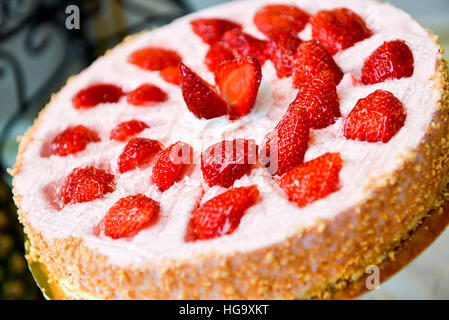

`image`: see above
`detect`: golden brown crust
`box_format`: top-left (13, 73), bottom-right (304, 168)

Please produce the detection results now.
top-left (11, 31), bottom-right (449, 299)
top-left (25, 176), bottom-right (449, 300)
top-left (331, 181), bottom-right (449, 300)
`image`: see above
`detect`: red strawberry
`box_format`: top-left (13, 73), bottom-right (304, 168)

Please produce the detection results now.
top-left (214, 56), bottom-right (262, 119)
top-left (60, 167), bottom-right (115, 204)
top-left (362, 40), bottom-right (414, 85)
top-left (204, 42), bottom-right (236, 72)
top-left (190, 18), bottom-right (242, 45)
top-left (266, 28), bottom-right (302, 78)
top-left (222, 29), bottom-right (269, 66)
top-left (201, 139), bottom-right (258, 188)
top-left (152, 142), bottom-right (193, 191)
top-left (310, 8), bottom-right (372, 55)
top-left (344, 90), bottom-right (406, 143)
top-left (192, 185), bottom-right (259, 240)
top-left (50, 125), bottom-right (100, 156)
top-left (279, 152), bottom-right (343, 207)
top-left (110, 120), bottom-right (149, 142)
top-left (126, 83), bottom-right (168, 106)
top-left (290, 71), bottom-right (340, 129)
top-left (254, 4), bottom-right (310, 36)
top-left (128, 47), bottom-right (182, 71)
top-left (180, 63), bottom-right (228, 119)
top-left (102, 194), bottom-right (160, 239)
top-left (118, 138), bottom-right (163, 173)
top-left (72, 84), bottom-right (124, 109)
top-left (260, 106), bottom-right (309, 176)
top-left (293, 40), bottom-right (343, 88)
top-left (160, 66), bottom-right (181, 85)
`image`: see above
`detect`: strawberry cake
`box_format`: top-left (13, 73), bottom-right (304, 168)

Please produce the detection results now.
top-left (11, 0), bottom-right (449, 299)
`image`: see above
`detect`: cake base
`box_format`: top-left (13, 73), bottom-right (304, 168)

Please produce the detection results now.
top-left (325, 180), bottom-right (449, 299)
top-left (25, 180), bottom-right (449, 300)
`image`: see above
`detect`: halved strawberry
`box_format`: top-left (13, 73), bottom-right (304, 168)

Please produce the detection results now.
top-left (222, 29), bottom-right (269, 66)
top-left (102, 194), bottom-right (160, 239)
top-left (190, 18), bottom-right (242, 45)
top-left (192, 185), bottom-right (259, 240)
top-left (126, 83), bottom-right (168, 106)
top-left (128, 47), bottom-right (182, 71)
top-left (51, 125), bottom-right (100, 156)
top-left (201, 139), bottom-right (258, 188)
top-left (110, 120), bottom-right (149, 142)
top-left (266, 28), bottom-right (302, 78)
top-left (279, 152), bottom-right (343, 207)
top-left (60, 167), bottom-right (115, 204)
top-left (180, 63), bottom-right (228, 119)
top-left (290, 70), bottom-right (340, 129)
top-left (160, 65), bottom-right (181, 86)
top-left (293, 40), bottom-right (343, 88)
top-left (204, 42), bottom-right (236, 73)
top-left (118, 138), bottom-right (163, 173)
top-left (152, 141), bottom-right (193, 192)
top-left (254, 4), bottom-right (310, 36)
top-left (362, 40), bottom-right (414, 85)
top-left (310, 8), bottom-right (372, 55)
top-left (72, 84), bottom-right (124, 109)
top-left (344, 89), bottom-right (406, 143)
top-left (260, 106), bottom-right (309, 176)
top-left (214, 56), bottom-right (262, 119)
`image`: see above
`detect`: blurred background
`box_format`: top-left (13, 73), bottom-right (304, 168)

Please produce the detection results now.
top-left (0, 0), bottom-right (448, 300)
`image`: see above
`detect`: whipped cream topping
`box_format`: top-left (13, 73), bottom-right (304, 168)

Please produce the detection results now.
top-left (14, 0), bottom-right (441, 267)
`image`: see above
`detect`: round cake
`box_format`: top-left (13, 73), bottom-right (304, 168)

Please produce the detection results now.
top-left (12, 0), bottom-right (449, 299)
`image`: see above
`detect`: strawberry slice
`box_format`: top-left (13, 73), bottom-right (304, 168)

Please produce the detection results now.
top-left (266, 28), bottom-right (302, 78)
top-left (260, 106), bottom-right (309, 176)
top-left (222, 29), bottom-right (269, 66)
top-left (192, 185), bottom-right (259, 240)
top-left (362, 40), bottom-right (414, 85)
top-left (72, 84), bottom-right (124, 109)
top-left (201, 139), bottom-right (258, 188)
top-left (214, 56), bottom-right (262, 119)
top-left (204, 42), bottom-right (236, 73)
top-left (254, 4), bottom-right (310, 36)
top-left (190, 18), bottom-right (242, 45)
top-left (344, 89), bottom-right (406, 143)
top-left (51, 125), bottom-right (100, 156)
top-left (180, 63), bottom-right (228, 119)
top-left (60, 167), bottom-right (115, 205)
top-left (118, 138), bottom-right (163, 173)
top-left (110, 120), bottom-right (149, 142)
top-left (279, 153), bottom-right (343, 207)
top-left (128, 47), bottom-right (182, 71)
top-left (293, 40), bottom-right (343, 88)
top-left (126, 83), bottom-right (168, 106)
top-left (152, 142), bottom-right (193, 192)
top-left (160, 65), bottom-right (181, 86)
top-left (102, 194), bottom-right (160, 239)
top-left (310, 8), bottom-right (372, 55)
top-left (290, 71), bottom-right (340, 129)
